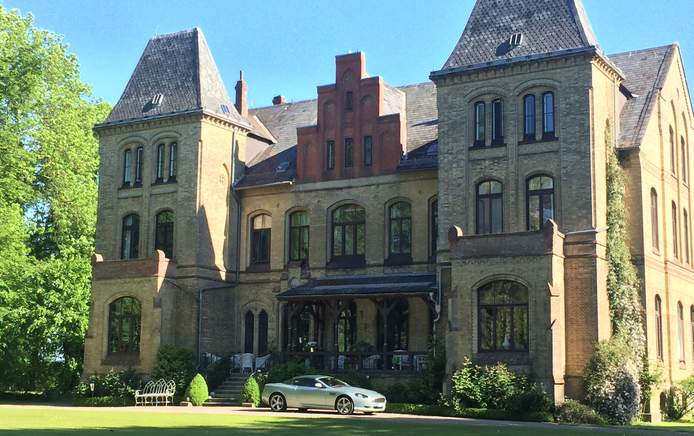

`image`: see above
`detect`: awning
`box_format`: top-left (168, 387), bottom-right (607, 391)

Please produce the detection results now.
top-left (277, 272), bottom-right (437, 300)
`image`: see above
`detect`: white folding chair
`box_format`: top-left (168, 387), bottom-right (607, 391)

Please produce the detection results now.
top-left (241, 353), bottom-right (254, 374)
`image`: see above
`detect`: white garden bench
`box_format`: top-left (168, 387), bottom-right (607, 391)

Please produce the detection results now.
top-left (134, 379), bottom-right (176, 406)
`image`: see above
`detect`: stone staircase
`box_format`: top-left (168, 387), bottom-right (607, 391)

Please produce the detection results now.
top-left (204, 373), bottom-right (247, 406)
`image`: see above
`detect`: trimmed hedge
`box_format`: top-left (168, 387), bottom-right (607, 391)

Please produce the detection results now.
top-left (73, 396), bottom-right (131, 407)
top-left (186, 374), bottom-right (209, 406)
top-left (241, 376), bottom-right (261, 406)
top-left (385, 403), bottom-right (553, 422)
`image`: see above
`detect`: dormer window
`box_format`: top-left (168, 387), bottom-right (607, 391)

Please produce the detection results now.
top-left (509, 33), bottom-right (523, 47)
top-left (150, 94), bottom-right (164, 107)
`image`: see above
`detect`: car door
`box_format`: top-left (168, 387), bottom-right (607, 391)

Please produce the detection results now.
top-left (283, 378), bottom-right (302, 407)
top-left (292, 377), bottom-right (319, 407)
top-left (316, 377), bottom-right (342, 408)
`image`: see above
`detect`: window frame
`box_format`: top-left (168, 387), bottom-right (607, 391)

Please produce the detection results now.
top-left (651, 189), bottom-right (660, 252)
top-left (363, 136), bottom-right (373, 167)
top-left (345, 91), bottom-right (353, 112)
top-left (491, 99), bottom-right (503, 145)
top-left (244, 310), bottom-right (254, 353)
top-left (542, 92), bottom-right (555, 138)
top-left (682, 136), bottom-right (688, 184)
top-left (670, 127), bottom-right (677, 176)
top-left (120, 214), bottom-right (140, 260)
top-left (326, 140), bottom-right (335, 170)
top-left (477, 281), bottom-right (529, 353)
top-left (250, 214), bottom-right (272, 265)
top-left (523, 94), bottom-right (536, 141)
top-left (526, 175), bottom-right (555, 231)
top-left (673, 202), bottom-right (680, 259)
top-left (288, 211), bottom-right (310, 263)
top-left (344, 137), bottom-right (353, 168)
top-left (156, 143), bottom-right (165, 182)
top-left (388, 201), bottom-right (412, 259)
top-left (134, 146), bottom-right (144, 185)
top-left (474, 101), bottom-right (486, 147)
top-left (122, 149), bottom-right (133, 186)
top-left (168, 142), bottom-right (177, 181)
top-left (656, 295), bottom-right (664, 361)
top-left (678, 302), bottom-right (686, 363)
top-left (331, 204), bottom-right (366, 264)
top-left (155, 210), bottom-right (175, 259)
top-left (476, 180), bottom-right (503, 235)
top-left (107, 296), bottom-right (141, 355)
top-left (258, 310), bottom-right (269, 356)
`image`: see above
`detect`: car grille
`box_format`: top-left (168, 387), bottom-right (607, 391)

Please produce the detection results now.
top-left (374, 397), bottom-right (386, 403)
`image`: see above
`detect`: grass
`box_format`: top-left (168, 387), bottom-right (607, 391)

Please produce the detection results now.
top-left (0, 405), bottom-right (601, 435)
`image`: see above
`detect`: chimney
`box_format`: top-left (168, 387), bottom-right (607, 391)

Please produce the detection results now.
top-left (272, 95), bottom-right (286, 105)
top-left (235, 70), bottom-right (248, 117)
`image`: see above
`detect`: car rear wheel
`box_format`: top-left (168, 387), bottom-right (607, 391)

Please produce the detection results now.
top-left (269, 393), bottom-right (286, 412)
top-left (335, 396), bottom-right (354, 415)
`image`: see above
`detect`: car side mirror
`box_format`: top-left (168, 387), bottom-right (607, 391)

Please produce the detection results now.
top-left (314, 383), bottom-right (323, 388)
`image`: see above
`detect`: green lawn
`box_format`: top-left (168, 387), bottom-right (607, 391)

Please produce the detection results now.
top-left (0, 406), bottom-right (692, 435)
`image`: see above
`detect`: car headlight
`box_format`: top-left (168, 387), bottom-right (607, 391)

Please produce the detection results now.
top-left (355, 393), bottom-right (368, 399)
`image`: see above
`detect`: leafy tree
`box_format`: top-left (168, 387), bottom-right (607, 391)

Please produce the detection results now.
top-left (0, 7), bottom-right (110, 392)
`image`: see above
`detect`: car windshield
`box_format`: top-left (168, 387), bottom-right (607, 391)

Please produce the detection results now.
top-left (318, 377), bottom-right (349, 387)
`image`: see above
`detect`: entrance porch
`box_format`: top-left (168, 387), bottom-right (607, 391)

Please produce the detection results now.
top-left (277, 272), bottom-right (437, 373)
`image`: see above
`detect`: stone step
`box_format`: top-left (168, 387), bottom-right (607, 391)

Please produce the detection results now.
top-left (213, 391), bottom-right (242, 396)
top-left (204, 400), bottom-right (240, 407)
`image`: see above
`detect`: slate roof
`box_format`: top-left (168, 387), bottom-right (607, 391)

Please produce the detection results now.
top-left (610, 45), bottom-right (677, 149)
top-left (277, 272), bottom-right (437, 300)
top-left (98, 28), bottom-right (249, 128)
top-left (436, 0), bottom-right (599, 74)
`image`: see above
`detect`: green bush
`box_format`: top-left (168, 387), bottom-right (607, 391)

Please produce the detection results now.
top-left (385, 403), bottom-right (456, 417)
top-left (241, 376), bottom-right (261, 406)
top-left (662, 377), bottom-right (694, 421)
top-left (456, 407), bottom-right (554, 423)
top-left (152, 345), bottom-right (196, 397)
top-left (555, 399), bottom-right (607, 425)
top-left (73, 396), bottom-right (131, 407)
top-left (186, 373), bottom-right (209, 406)
top-left (583, 337), bottom-right (641, 425)
top-left (205, 357), bottom-right (231, 392)
top-left (265, 360), bottom-right (306, 384)
top-left (74, 369), bottom-right (143, 400)
top-left (449, 358), bottom-right (551, 414)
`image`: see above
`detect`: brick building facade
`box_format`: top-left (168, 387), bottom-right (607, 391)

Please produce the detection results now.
top-left (83, 0), bottom-right (693, 419)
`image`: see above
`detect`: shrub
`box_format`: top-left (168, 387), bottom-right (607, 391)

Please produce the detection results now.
top-left (584, 337), bottom-right (641, 425)
top-left (507, 382), bottom-right (553, 414)
top-left (186, 373), bottom-right (208, 406)
top-left (74, 369), bottom-right (143, 401)
top-left (555, 399), bottom-right (607, 425)
top-left (152, 345), bottom-right (196, 397)
top-left (450, 358), bottom-right (483, 408)
top-left (662, 378), bottom-right (694, 421)
top-left (477, 362), bottom-right (516, 409)
top-left (241, 376), bottom-right (261, 406)
top-left (265, 360), bottom-right (306, 384)
top-left (385, 403), bottom-right (456, 417)
top-left (205, 357), bottom-right (231, 392)
top-left (73, 396), bottom-right (131, 407)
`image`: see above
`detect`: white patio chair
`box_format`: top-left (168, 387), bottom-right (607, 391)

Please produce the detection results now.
top-left (240, 353), bottom-right (254, 374)
top-left (255, 354), bottom-right (271, 370)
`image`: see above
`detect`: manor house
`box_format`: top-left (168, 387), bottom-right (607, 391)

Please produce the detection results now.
top-left (83, 0), bottom-right (694, 418)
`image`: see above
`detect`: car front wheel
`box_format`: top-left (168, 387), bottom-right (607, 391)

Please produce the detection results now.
top-left (269, 393), bottom-right (286, 412)
top-left (335, 396), bottom-right (354, 415)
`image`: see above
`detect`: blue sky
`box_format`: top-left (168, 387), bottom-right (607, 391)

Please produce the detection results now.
top-left (4, 0), bottom-right (694, 108)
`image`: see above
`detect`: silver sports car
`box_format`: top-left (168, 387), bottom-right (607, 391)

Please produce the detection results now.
top-left (261, 375), bottom-right (387, 415)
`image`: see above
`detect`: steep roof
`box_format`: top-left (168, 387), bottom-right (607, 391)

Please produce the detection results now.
top-left (610, 45), bottom-right (677, 148)
top-left (98, 28), bottom-right (249, 128)
top-left (438, 0), bottom-right (599, 74)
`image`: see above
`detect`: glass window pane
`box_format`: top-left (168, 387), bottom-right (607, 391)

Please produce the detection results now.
top-left (496, 307), bottom-right (512, 350)
top-left (390, 220), bottom-right (400, 254)
top-left (333, 226), bottom-right (343, 256)
top-left (479, 308), bottom-right (494, 351)
top-left (344, 224), bottom-right (354, 255)
top-left (513, 306), bottom-right (528, 350)
top-left (356, 224), bottom-right (365, 255)
top-left (402, 219), bottom-right (412, 254)
top-left (491, 197), bottom-right (502, 233)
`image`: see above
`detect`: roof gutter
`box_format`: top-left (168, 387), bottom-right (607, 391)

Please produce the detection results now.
top-left (234, 180), bottom-right (294, 191)
top-left (94, 107), bottom-right (253, 132)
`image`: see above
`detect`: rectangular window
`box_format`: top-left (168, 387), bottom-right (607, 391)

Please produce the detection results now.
top-left (363, 136), bottom-right (373, 166)
top-left (122, 150), bottom-right (132, 185)
top-left (326, 140), bottom-right (335, 170)
top-left (474, 102), bottom-right (485, 146)
top-left (344, 138), bottom-right (353, 168)
top-left (135, 146), bottom-right (143, 184)
top-left (492, 100), bottom-right (503, 144)
top-left (345, 91), bottom-right (353, 111)
top-left (156, 144), bottom-right (165, 181)
top-left (651, 189), bottom-right (659, 251)
top-left (168, 143), bottom-right (177, 180)
top-left (523, 95), bottom-right (536, 141)
top-left (542, 92), bottom-right (555, 136)
top-left (673, 202), bottom-right (680, 259)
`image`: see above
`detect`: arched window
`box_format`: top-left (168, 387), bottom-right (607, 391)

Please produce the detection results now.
top-left (134, 146), bottom-right (144, 185)
top-left (492, 99), bottom-right (503, 144)
top-left (108, 297), bottom-right (141, 355)
top-left (258, 310), bottom-right (268, 355)
top-left (121, 214), bottom-right (140, 260)
top-left (542, 92), bottom-right (555, 137)
top-left (251, 214), bottom-right (272, 265)
top-left (655, 295), bottom-right (663, 361)
top-left (673, 202), bottom-right (679, 259)
top-left (670, 126), bottom-right (676, 175)
top-left (682, 137), bottom-right (688, 184)
top-left (685, 209), bottom-right (691, 264)
top-left (476, 180), bottom-right (503, 234)
top-left (474, 101), bottom-right (486, 146)
top-left (289, 211), bottom-right (309, 263)
top-left (331, 204), bottom-right (366, 262)
top-left (168, 142), bottom-right (177, 180)
top-left (388, 202), bottom-right (412, 257)
top-left (678, 302), bottom-right (686, 363)
top-left (336, 302), bottom-right (357, 353)
top-left (377, 298), bottom-right (408, 352)
top-left (155, 210), bottom-right (175, 258)
top-left (527, 175), bottom-right (554, 231)
top-left (244, 310), bottom-right (254, 353)
top-left (651, 189), bottom-right (660, 251)
top-left (478, 281), bottom-right (528, 352)
top-left (523, 95), bottom-right (536, 141)
top-left (122, 149), bottom-right (132, 186)
top-left (430, 199), bottom-right (438, 259)
top-left (156, 144), bottom-right (165, 181)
